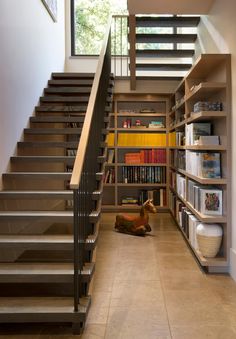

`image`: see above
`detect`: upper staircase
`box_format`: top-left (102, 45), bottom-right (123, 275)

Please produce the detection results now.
top-left (0, 71), bottom-right (113, 333)
top-left (129, 15), bottom-right (200, 89)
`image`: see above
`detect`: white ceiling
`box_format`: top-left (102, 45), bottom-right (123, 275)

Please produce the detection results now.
top-left (127, 0), bottom-right (215, 15)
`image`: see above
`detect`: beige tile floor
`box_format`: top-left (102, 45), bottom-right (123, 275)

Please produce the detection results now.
top-left (0, 212), bottom-right (236, 338)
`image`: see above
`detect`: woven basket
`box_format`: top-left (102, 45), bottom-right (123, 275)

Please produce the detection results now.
top-left (197, 234), bottom-right (222, 258)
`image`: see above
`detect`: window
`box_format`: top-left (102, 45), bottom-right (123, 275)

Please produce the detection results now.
top-left (71, 0), bottom-right (127, 56)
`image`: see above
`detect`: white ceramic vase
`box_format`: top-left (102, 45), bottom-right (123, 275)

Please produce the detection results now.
top-left (196, 223), bottom-right (223, 258)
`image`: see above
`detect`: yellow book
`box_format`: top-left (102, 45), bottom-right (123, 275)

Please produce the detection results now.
top-left (117, 133), bottom-right (167, 147)
top-left (107, 133), bottom-right (115, 146)
top-left (169, 132), bottom-right (176, 146)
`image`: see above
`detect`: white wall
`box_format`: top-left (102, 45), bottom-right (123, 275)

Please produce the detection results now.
top-left (0, 0), bottom-right (66, 187)
top-left (196, 0), bottom-right (236, 280)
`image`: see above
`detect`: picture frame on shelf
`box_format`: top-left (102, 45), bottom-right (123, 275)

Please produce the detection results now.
top-left (200, 189), bottom-right (222, 215)
top-left (42, 0), bottom-right (57, 22)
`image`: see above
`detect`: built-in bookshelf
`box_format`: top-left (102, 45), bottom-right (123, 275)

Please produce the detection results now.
top-left (103, 94), bottom-right (169, 211)
top-left (168, 54), bottom-right (231, 272)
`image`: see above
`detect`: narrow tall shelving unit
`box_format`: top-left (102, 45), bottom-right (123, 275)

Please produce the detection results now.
top-left (103, 93), bottom-right (170, 211)
top-left (169, 54), bottom-right (231, 272)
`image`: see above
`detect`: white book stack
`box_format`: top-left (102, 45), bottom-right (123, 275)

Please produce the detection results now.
top-left (176, 174), bottom-right (186, 199)
top-left (188, 214), bottom-right (201, 250)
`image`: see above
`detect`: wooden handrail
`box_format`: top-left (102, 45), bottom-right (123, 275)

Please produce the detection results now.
top-left (70, 16), bottom-right (112, 189)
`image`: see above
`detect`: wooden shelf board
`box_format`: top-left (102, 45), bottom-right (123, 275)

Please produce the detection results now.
top-left (186, 54), bottom-right (229, 79)
top-left (174, 100), bottom-right (185, 111)
top-left (102, 205), bottom-right (168, 211)
top-left (168, 110), bottom-right (175, 117)
top-left (169, 145), bottom-right (226, 151)
top-left (170, 208), bottom-right (227, 266)
top-left (172, 189), bottom-right (227, 223)
top-left (178, 169), bottom-right (227, 185)
top-left (169, 146), bottom-right (185, 150)
top-left (185, 145), bottom-right (226, 151)
top-left (178, 219), bottom-right (228, 266)
top-left (169, 120), bottom-right (186, 131)
top-left (185, 201), bottom-right (227, 223)
top-left (114, 113), bottom-right (166, 117)
top-left (186, 82), bottom-right (226, 101)
top-left (116, 146), bottom-right (167, 149)
top-left (187, 111), bottom-right (227, 123)
top-left (117, 183), bottom-right (167, 187)
top-left (113, 128), bottom-right (167, 132)
top-left (117, 163), bottom-right (167, 166)
top-left (104, 183), bottom-right (115, 187)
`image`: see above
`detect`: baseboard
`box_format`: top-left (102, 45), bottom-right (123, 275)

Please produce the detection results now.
top-left (230, 248), bottom-right (236, 281)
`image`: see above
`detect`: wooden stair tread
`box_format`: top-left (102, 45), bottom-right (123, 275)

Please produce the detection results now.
top-left (3, 172), bottom-right (103, 180)
top-left (30, 116), bottom-right (85, 123)
top-left (52, 72), bottom-right (94, 79)
top-left (0, 189), bottom-right (102, 200)
top-left (35, 106), bottom-right (87, 113)
top-left (24, 128), bottom-right (82, 134)
top-left (0, 262), bottom-right (95, 283)
top-left (40, 96), bottom-right (112, 103)
top-left (3, 172), bottom-right (72, 178)
top-left (0, 296), bottom-right (91, 323)
top-left (48, 79), bottom-right (93, 86)
top-left (135, 63), bottom-right (192, 71)
top-left (0, 233), bottom-right (98, 250)
top-left (135, 33), bottom-right (197, 43)
top-left (35, 105), bottom-right (111, 113)
top-left (136, 16), bottom-right (200, 27)
top-left (11, 156), bottom-right (76, 162)
top-left (44, 87), bottom-right (92, 95)
top-left (0, 190), bottom-right (73, 199)
top-left (135, 49), bottom-right (195, 58)
top-left (18, 141), bottom-right (80, 148)
top-left (0, 209), bottom-right (100, 224)
top-left (40, 96), bottom-right (90, 103)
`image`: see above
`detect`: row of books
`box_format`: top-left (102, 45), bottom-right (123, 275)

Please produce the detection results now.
top-left (170, 150), bottom-right (186, 170)
top-left (121, 189), bottom-right (166, 207)
top-left (193, 101), bottom-right (223, 113)
top-left (66, 122), bottom-right (82, 128)
top-left (125, 149), bottom-right (166, 164)
top-left (169, 170), bottom-right (177, 191)
top-left (188, 180), bottom-right (223, 215)
top-left (175, 174), bottom-right (223, 216)
top-left (186, 151), bottom-right (221, 178)
top-left (104, 168), bottom-right (115, 184)
top-left (121, 120), bottom-right (165, 129)
top-left (179, 205), bottom-right (200, 250)
top-left (118, 133), bottom-right (167, 147)
top-left (176, 173), bottom-right (186, 200)
top-left (118, 108), bottom-right (157, 114)
top-left (185, 123), bottom-right (220, 146)
top-left (169, 191), bottom-right (222, 252)
top-left (186, 123), bottom-right (211, 145)
top-left (169, 132), bottom-right (177, 147)
top-left (122, 166), bottom-right (166, 184)
top-left (139, 189), bottom-right (166, 206)
top-left (67, 149), bottom-right (77, 156)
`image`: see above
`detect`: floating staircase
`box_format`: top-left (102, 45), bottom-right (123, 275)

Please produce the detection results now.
top-left (0, 72), bottom-right (113, 333)
top-left (129, 15), bottom-right (200, 88)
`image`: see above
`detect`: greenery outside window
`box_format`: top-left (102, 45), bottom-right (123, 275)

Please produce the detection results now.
top-left (71, 0), bottom-right (127, 56)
